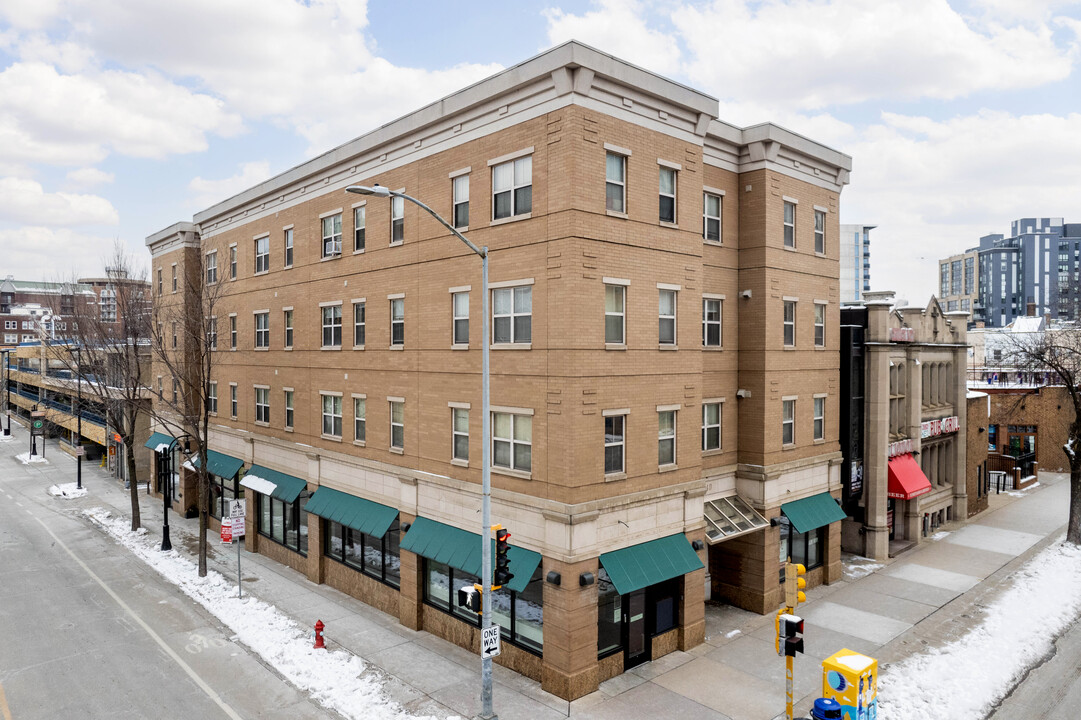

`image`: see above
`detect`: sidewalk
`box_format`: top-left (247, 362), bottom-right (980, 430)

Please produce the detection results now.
top-left (4, 419), bottom-right (1071, 720)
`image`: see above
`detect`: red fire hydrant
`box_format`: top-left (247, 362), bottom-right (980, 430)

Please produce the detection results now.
top-left (313, 620), bottom-right (326, 649)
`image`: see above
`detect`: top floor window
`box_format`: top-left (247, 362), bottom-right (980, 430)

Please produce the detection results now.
top-left (659, 167), bottom-right (676, 223)
top-left (255, 236), bottom-right (269, 274)
top-left (157, 268), bottom-right (162, 296)
top-left (492, 155), bottom-right (531, 220)
top-left (606, 152), bottom-right (626, 213)
top-left (284, 228), bottom-right (294, 267)
top-left (814, 209), bottom-right (825, 254)
top-left (783, 201), bottom-right (796, 248)
top-left (391, 196), bottom-right (404, 244)
top-left (704, 193), bottom-right (721, 243)
top-left (353, 206), bottom-right (365, 252)
top-left (171, 264), bottom-right (177, 292)
top-left (453, 175), bottom-right (469, 229)
top-left (206, 251), bottom-right (218, 284)
top-left (322, 213), bottom-right (342, 258)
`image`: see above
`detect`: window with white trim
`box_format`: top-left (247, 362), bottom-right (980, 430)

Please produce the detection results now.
top-left (659, 167), bottom-right (676, 223)
top-left (783, 201), bottom-right (796, 248)
top-left (157, 268), bottom-right (162, 295)
top-left (230, 385), bottom-right (237, 418)
top-left (702, 402), bottom-right (721, 451)
top-left (814, 209), bottom-right (826, 254)
top-left (353, 301), bottom-right (365, 346)
top-left (390, 400), bottom-right (404, 450)
top-left (604, 415), bottom-right (624, 474)
top-left (704, 193), bottom-right (721, 242)
top-left (452, 407), bottom-right (469, 461)
top-left (230, 315), bottom-right (237, 349)
top-left (284, 228), bottom-right (294, 267)
top-left (492, 156), bottom-right (532, 220)
top-left (4, 334), bottom-right (16, 344)
top-left (254, 236), bottom-right (269, 274)
top-left (493, 412), bottom-right (531, 472)
top-left (208, 317), bottom-right (217, 350)
top-left (254, 312), bottom-right (269, 348)
top-left (658, 410), bottom-right (676, 466)
top-left (814, 303), bottom-right (826, 347)
top-left (207, 382), bottom-right (218, 414)
top-left (702, 298), bottom-right (721, 347)
top-left (229, 245), bottom-right (237, 279)
top-left (322, 214), bottom-right (342, 258)
top-left (782, 399), bottom-right (795, 445)
top-left (171, 322), bottom-right (177, 349)
top-left (606, 152), bottom-right (625, 213)
top-left (322, 394), bottom-right (342, 437)
top-left (171, 264), bottom-right (178, 292)
top-left (255, 387), bottom-right (270, 424)
top-left (492, 286), bottom-right (530, 344)
top-left (390, 298), bottom-right (404, 346)
top-left (659, 289), bottom-right (677, 345)
top-left (354, 397), bottom-right (366, 442)
top-left (452, 292), bottom-right (468, 345)
top-left (322, 305), bottom-right (342, 347)
top-left (391, 196), bottom-right (404, 244)
top-left (813, 396), bottom-right (825, 441)
top-left (206, 251), bottom-right (218, 284)
top-left (453, 175), bottom-right (469, 229)
top-left (284, 309), bottom-right (293, 348)
top-left (354, 206), bottom-right (366, 252)
top-left (285, 390), bottom-right (294, 429)
top-left (783, 300), bottom-right (796, 347)
top-left (5, 320), bottom-right (15, 330)
top-left (605, 285), bottom-right (625, 344)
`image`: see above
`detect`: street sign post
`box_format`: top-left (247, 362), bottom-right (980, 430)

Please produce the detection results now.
top-left (220, 517), bottom-right (233, 543)
top-left (481, 624), bottom-right (501, 659)
top-left (229, 499), bottom-right (246, 598)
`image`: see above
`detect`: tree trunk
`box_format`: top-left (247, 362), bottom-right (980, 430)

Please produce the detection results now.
top-left (1068, 460), bottom-right (1081, 546)
top-left (125, 439), bottom-right (141, 531)
top-left (198, 471), bottom-right (208, 577)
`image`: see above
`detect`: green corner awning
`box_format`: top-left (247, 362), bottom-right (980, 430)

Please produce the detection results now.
top-left (401, 517), bottom-right (542, 594)
top-left (191, 450), bottom-right (244, 480)
top-left (599, 534), bottom-right (704, 596)
top-left (242, 465), bottom-right (309, 503)
top-left (304, 487), bottom-right (397, 538)
top-left (781, 492), bottom-right (846, 534)
top-left (144, 432), bottom-right (175, 450)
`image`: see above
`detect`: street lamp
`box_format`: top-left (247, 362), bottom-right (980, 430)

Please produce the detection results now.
top-left (71, 345), bottom-right (83, 490)
top-left (1, 348), bottom-right (10, 436)
top-left (346, 184), bottom-right (497, 719)
top-left (161, 434), bottom-right (192, 552)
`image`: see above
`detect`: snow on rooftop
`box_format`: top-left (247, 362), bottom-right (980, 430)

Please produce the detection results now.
top-left (1010, 316), bottom-right (1044, 333)
top-left (966, 391), bottom-right (988, 399)
top-left (154, 443), bottom-right (170, 453)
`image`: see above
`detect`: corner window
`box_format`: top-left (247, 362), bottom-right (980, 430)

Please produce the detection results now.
top-left (702, 298), bottom-right (721, 347)
top-left (783, 201), bottom-right (796, 248)
top-left (704, 193), bottom-right (721, 242)
top-left (206, 251), bottom-right (218, 284)
top-left (284, 228), bottom-right (294, 267)
top-left (353, 301), bottom-right (365, 346)
top-left (354, 206), bottom-right (366, 252)
top-left (322, 305), bottom-right (342, 347)
top-left (322, 213), bottom-right (342, 258)
top-left (255, 387), bottom-right (270, 424)
top-left (605, 285), bottom-right (625, 344)
top-left (492, 286), bottom-right (531, 344)
top-left (285, 390), bottom-right (294, 429)
top-left (390, 400), bottom-right (404, 450)
top-left (452, 407), bottom-right (469, 461)
top-left (658, 409), bottom-right (676, 466)
top-left (702, 402), bottom-right (721, 451)
top-left (254, 312), bottom-right (269, 348)
top-left (659, 166), bottom-right (676, 223)
top-left (322, 394), bottom-right (342, 437)
top-left (604, 414), bottom-right (624, 474)
top-left (813, 396), bottom-right (825, 441)
top-left (453, 175), bottom-right (469, 229)
top-left (783, 300), bottom-right (796, 347)
top-left (606, 152), bottom-right (626, 213)
top-left (493, 412), bottom-right (531, 472)
top-left (354, 397), bottom-right (366, 442)
top-left (814, 209), bottom-right (826, 254)
top-left (255, 236), bottom-right (269, 274)
top-left (492, 156), bottom-right (532, 220)
top-left (391, 196), bottom-right (404, 244)
top-left (390, 298), bottom-right (404, 346)
top-left (659, 289), bottom-right (677, 345)
top-left (814, 303), bottom-right (826, 347)
top-left (782, 399), bottom-right (795, 445)
top-left (452, 292), bottom-right (469, 345)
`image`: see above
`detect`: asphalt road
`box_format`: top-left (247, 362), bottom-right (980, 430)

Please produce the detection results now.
top-left (988, 614), bottom-right (1081, 720)
top-left (0, 438), bottom-right (332, 720)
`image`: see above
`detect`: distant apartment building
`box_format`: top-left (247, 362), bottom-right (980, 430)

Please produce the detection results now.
top-left (840, 223), bottom-right (873, 302)
top-left (144, 42), bottom-right (852, 699)
top-left (937, 248), bottom-right (979, 315)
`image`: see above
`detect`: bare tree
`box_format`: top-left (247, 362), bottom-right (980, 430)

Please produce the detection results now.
top-left (1005, 325), bottom-right (1081, 544)
top-left (47, 242), bottom-right (152, 531)
top-left (148, 247), bottom-right (228, 577)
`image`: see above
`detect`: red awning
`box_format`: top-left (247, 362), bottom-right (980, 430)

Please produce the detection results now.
top-left (887, 453), bottom-right (933, 500)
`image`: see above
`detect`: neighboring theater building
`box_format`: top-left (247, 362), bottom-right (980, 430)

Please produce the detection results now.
top-left (840, 293), bottom-right (970, 559)
top-left (144, 42), bottom-right (852, 699)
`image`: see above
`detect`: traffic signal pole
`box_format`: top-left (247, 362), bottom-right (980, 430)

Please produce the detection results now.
top-left (786, 654), bottom-right (794, 720)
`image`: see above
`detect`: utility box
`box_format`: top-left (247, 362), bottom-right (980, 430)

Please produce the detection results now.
top-left (822, 649), bottom-right (877, 720)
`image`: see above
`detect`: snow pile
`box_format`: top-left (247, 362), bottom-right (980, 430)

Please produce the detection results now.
top-left (842, 555), bottom-right (885, 581)
top-left (1004, 482), bottom-right (1041, 498)
top-left (0, 433), bottom-right (14, 442)
top-left (16, 452), bottom-right (48, 464)
top-left (878, 541), bottom-right (1081, 720)
top-left (48, 483), bottom-right (88, 498)
top-left (929, 531), bottom-right (951, 541)
top-left (83, 507), bottom-right (452, 720)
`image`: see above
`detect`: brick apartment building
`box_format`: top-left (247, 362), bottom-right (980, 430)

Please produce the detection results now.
top-left (145, 42), bottom-right (852, 698)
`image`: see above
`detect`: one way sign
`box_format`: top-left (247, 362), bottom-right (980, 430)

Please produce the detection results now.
top-left (481, 625), bottom-right (501, 659)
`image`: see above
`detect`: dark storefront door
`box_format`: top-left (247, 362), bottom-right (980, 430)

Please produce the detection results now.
top-left (624, 588), bottom-right (650, 669)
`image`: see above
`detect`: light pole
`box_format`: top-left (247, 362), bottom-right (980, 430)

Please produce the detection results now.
top-left (160, 435), bottom-right (190, 552)
top-left (346, 184), bottom-right (496, 719)
top-left (71, 345), bottom-right (83, 490)
top-left (2, 348), bottom-right (10, 436)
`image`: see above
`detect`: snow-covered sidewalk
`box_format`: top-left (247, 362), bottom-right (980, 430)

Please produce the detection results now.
top-left (48, 482), bottom-right (88, 498)
top-left (84, 507), bottom-right (454, 720)
top-left (877, 540), bottom-right (1081, 720)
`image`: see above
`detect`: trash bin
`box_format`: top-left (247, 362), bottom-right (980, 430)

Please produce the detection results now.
top-left (810, 697), bottom-right (842, 719)
top-left (822, 648), bottom-right (878, 720)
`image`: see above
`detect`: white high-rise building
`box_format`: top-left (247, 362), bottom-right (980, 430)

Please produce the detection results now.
top-left (840, 224), bottom-right (874, 302)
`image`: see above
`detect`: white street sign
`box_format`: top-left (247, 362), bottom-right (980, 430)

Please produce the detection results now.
top-left (230, 499), bottom-right (246, 519)
top-left (232, 516), bottom-right (245, 538)
top-left (481, 625), bottom-right (501, 659)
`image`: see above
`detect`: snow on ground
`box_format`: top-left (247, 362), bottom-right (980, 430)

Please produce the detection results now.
top-left (725, 629), bottom-right (741, 639)
top-left (15, 452), bottom-right (48, 464)
top-left (878, 541), bottom-right (1081, 720)
top-left (83, 507), bottom-right (454, 720)
top-left (0, 433), bottom-right (14, 442)
top-left (48, 483), bottom-right (88, 498)
top-left (929, 531), bottom-right (952, 541)
top-left (1004, 481), bottom-right (1040, 498)
top-left (842, 554), bottom-right (886, 582)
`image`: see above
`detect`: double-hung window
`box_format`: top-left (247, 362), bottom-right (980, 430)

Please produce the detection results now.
top-left (453, 174), bottom-right (469, 229)
top-left (659, 166), bottom-right (677, 223)
top-left (284, 227), bottom-right (294, 267)
top-left (814, 209), bottom-right (826, 254)
top-left (391, 196), bottom-right (404, 244)
top-left (813, 396), bottom-right (825, 441)
top-left (782, 398), bottom-right (795, 445)
top-left (322, 394), bottom-right (342, 437)
top-left (230, 384), bottom-right (238, 418)
top-left (492, 155), bottom-right (532, 220)
top-left (206, 251), bottom-right (218, 284)
top-left (452, 406), bottom-right (469, 462)
top-left (452, 291), bottom-right (469, 345)
top-left (208, 317), bottom-right (217, 350)
top-left (353, 301), bottom-right (365, 347)
top-left (783, 200), bottom-right (796, 248)
top-left (606, 152), bottom-right (626, 213)
top-left (283, 309), bottom-right (293, 348)
top-left (254, 312), bottom-right (269, 348)
top-left (493, 411), bottom-right (531, 473)
top-left (255, 387), bottom-right (270, 424)
top-left (704, 192), bottom-right (722, 242)
top-left (354, 396), bottom-right (366, 443)
top-left (605, 284), bottom-right (625, 344)
top-left (492, 285), bottom-right (531, 344)
top-left (171, 322), bottom-right (177, 349)
top-left (254, 236), bottom-right (269, 274)
top-left (389, 399), bottom-right (404, 450)
top-left (353, 206), bottom-right (366, 252)
top-left (604, 414), bottom-right (625, 475)
top-left (228, 314), bottom-right (236, 348)
top-left (702, 297), bottom-right (722, 347)
top-left (658, 409), bottom-right (676, 466)
top-left (783, 300), bottom-right (796, 347)
top-left (814, 303), bottom-right (826, 347)
top-left (207, 382), bottom-right (218, 414)
top-left (157, 268), bottom-right (162, 295)
top-left (322, 304), bottom-right (342, 348)
top-left (322, 213), bottom-right (342, 258)
top-left (659, 288), bottom-right (677, 345)
top-left (702, 402), bottom-right (721, 452)
top-left (390, 297), bottom-right (404, 346)
top-left (284, 390), bottom-right (294, 429)
top-left (171, 264), bottom-right (177, 292)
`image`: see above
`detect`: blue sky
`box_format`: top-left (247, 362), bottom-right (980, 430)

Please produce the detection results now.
top-left (1, 0), bottom-right (1079, 303)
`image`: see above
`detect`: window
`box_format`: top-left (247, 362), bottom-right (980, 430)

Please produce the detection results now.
top-left (353, 301), bottom-right (365, 346)
top-left (813, 396), bottom-right (825, 441)
top-left (208, 382), bottom-right (218, 414)
top-left (987, 424), bottom-right (998, 452)
top-left (606, 152), bottom-right (626, 213)
top-left (783, 300), bottom-right (796, 346)
top-left (452, 407), bottom-right (469, 461)
top-left (702, 298), bottom-right (721, 347)
top-left (783, 201), bottom-right (796, 247)
top-left (658, 410), bottom-right (676, 466)
top-left (171, 264), bottom-right (177, 292)
top-left (702, 402), bottom-right (721, 451)
top-left (284, 309), bottom-right (293, 348)
top-left (322, 305), bottom-right (342, 347)
top-left (453, 175), bottom-right (469, 228)
top-left (605, 284), bottom-right (625, 344)
top-left (208, 317), bottom-right (217, 350)
top-left (814, 209), bottom-right (825, 254)
top-left (171, 322), bottom-right (177, 349)
top-left (390, 298), bottom-right (404, 346)
top-left (230, 384), bottom-right (237, 418)
top-left (284, 228), bottom-right (294, 267)
top-left (4, 334), bottom-right (15, 344)
top-left (285, 390), bottom-right (294, 429)
top-left (814, 303), bottom-right (825, 347)
top-left (230, 245), bottom-right (237, 279)
top-left (255, 387), bottom-right (270, 424)
top-left (325, 517), bottom-right (400, 588)
top-left (492, 155), bottom-right (532, 220)
top-left (100, 288), bottom-right (117, 323)
top-left (207, 474), bottom-right (240, 521)
top-left (354, 397), bottom-right (366, 442)
top-left (597, 568), bottom-right (621, 657)
top-left (258, 491), bottom-right (309, 556)
top-left (254, 312), bottom-right (269, 348)
top-left (157, 268), bottom-right (162, 295)
top-left (493, 411), bottom-right (531, 472)
top-left (254, 236), bottom-right (269, 274)
top-left (229, 315), bottom-right (237, 349)
top-left (322, 213), bottom-right (342, 257)
top-left (452, 292), bottom-right (469, 345)
top-left (353, 206), bottom-right (365, 252)
top-left (390, 400), bottom-right (404, 450)
top-left (322, 394), bottom-right (342, 437)
top-left (206, 252), bottom-right (218, 284)
top-left (940, 264), bottom-right (949, 297)
top-left (703, 193), bottom-right (721, 242)
top-left (4, 320), bottom-right (14, 329)
top-left (782, 399), bottom-right (795, 445)
top-left (492, 286), bottom-right (531, 344)
top-left (659, 289), bottom-right (677, 345)
top-left (659, 166), bottom-right (676, 223)
top-left (604, 414), bottom-right (624, 474)
top-left (390, 195), bottom-right (404, 244)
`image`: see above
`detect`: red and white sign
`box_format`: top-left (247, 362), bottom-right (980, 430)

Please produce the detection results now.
top-left (921, 416), bottom-right (960, 439)
top-left (229, 499), bottom-right (246, 538)
top-left (220, 518), bottom-right (233, 543)
top-left (888, 438), bottom-right (914, 458)
top-left (889, 327), bottom-right (916, 342)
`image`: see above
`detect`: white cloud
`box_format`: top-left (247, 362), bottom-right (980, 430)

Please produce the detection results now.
top-left (544, 0), bottom-right (683, 76)
top-left (188, 162), bottom-right (273, 210)
top-left (65, 167), bottom-right (114, 190)
top-left (0, 227), bottom-right (115, 281)
top-left (0, 177), bottom-right (119, 226)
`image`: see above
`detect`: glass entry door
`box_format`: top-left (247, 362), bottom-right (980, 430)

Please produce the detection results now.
top-left (624, 588), bottom-right (649, 669)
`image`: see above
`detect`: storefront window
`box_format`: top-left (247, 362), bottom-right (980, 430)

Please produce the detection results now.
top-left (513, 567), bottom-right (544, 653)
top-left (652, 578), bottom-right (679, 635)
top-left (597, 567), bottom-right (622, 657)
top-left (324, 518), bottom-right (401, 589)
top-left (257, 492), bottom-right (309, 556)
top-left (426, 560), bottom-right (451, 611)
top-left (786, 526), bottom-right (824, 570)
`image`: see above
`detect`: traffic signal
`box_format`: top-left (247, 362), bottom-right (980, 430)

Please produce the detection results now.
top-left (779, 613), bottom-right (804, 657)
top-left (457, 584), bottom-right (482, 614)
top-left (494, 525), bottom-right (514, 588)
top-left (784, 562), bottom-right (806, 608)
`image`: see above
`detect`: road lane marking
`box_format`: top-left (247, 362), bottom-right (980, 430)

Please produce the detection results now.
top-left (34, 517), bottom-right (243, 720)
top-left (0, 681), bottom-right (12, 720)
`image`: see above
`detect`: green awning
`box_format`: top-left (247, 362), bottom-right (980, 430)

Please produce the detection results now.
top-left (401, 517), bottom-right (542, 594)
top-left (191, 450), bottom-right (244, 480)
top-left (242, 465), bottom-right (309, 503)
top-left (304, 487), bottom-right (397, 539)
top-left (781, 492), bottom-right (846, 534)
top-left (599, 534), bottom-right (704, 595)
top-left (144, 431), bottom-right (175, 450)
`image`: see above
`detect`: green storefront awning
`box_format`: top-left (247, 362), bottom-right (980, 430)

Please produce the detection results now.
top-left (304, 486), bottom-right (398, 539)
top-left (599, 534), bottom-right (704, 596)
top-left (144, 431), bottom-right (175, 450)
top-left (241, 464), bottom-right (309, 503)
top-left (781, 492), bottom-right (847, 535)
top-left (191, 450), bottom-right (244, 480)
top-left (400, 516), bottom-right (542, 594)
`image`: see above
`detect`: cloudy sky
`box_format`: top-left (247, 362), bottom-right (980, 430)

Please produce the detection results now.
top-left (1, 0), bottom-right (1079, 302)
